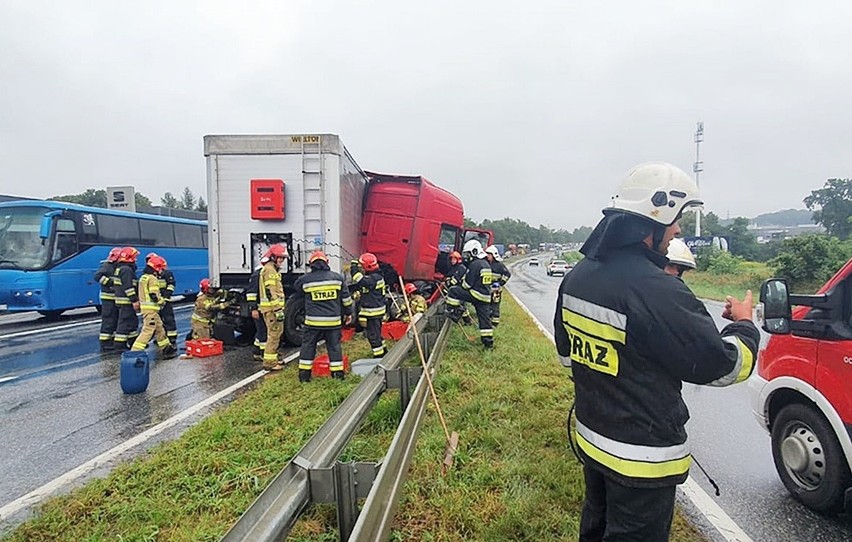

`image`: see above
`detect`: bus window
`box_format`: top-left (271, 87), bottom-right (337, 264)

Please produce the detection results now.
top-left (97, 215), bottom-right (141, 245)
top-left (175, 223), bottom-right (204, 248)
top-left (52, 218), bottom-right (78, 262)
top-left (0, 206), bottom-right (51, 270)
top-left (140, 220), bottom-right (176, 247)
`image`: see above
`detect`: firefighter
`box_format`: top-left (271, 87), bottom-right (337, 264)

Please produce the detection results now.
top-left (446, 240), bottom-right (494, 348)
top-left (399, 282), bottom-right (428, 323)
top-left (258, 244), bottom-right (288, 371)
top-left (553, 162), bottom-right (759, 541)
top-left (444, 251), bottom-right (467, 290)
top-left (94, 247), bottom-right (121, 351)
top-left (112, 247), bottom-right (140, 351)
top-left (664, 237), bottom-right (697, 278)
top-left (485, 245), bottom-right (511, 327)
top-left (191, 278), bottom-right (231, 339)
top-left (350, 252), bottom-right (387, 358)
top-left (246, 256), bottom-right (269, 362)
top-left (131, 255), bottom-right (177, 358)
top-left (146, 252), bottom-right (177, 346)
top-left (292, 250), bottom-right (353, 382)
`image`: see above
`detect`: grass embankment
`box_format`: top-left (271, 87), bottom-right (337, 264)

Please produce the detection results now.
top-left (683, 261), bottom-right (773, 302)
top-left (5, 298), bottom-right (708, 542)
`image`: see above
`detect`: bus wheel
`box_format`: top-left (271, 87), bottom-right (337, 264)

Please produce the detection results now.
top-left (38, 310), bottom-right (65, 321)
top-left (283, 297), bottom-right (304, 346)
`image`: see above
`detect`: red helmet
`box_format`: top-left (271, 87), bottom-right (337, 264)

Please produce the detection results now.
top-left (308, 250), bottom-right (329, 264)
top-left (359, 252), bottom-right (379, 271)
top-left (404, 282), bottom-right (418, 295)
top-left (145, 252), bottom-right (159, 262)
top-left (107, 247), bottom-right (122, 262)
top-left (148, 255), bottom-right (167, 272)
top-left (449, 251), bottom-right (462, 264)
top-left (118, 247), bottom-right (140, 263)
top-left (264, 244), bottom-right (288, 260)
top-left (199, 278), bottom-right (211, 293)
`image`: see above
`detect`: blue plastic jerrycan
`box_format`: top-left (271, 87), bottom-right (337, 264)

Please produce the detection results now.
top-left (120, 350), bottom-right (150, 394)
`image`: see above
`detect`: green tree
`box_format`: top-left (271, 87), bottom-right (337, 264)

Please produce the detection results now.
top-left (179, 187), bottom-right (196, 211)
top-left (195, 197), bottom-right (207, 213)
top-left (161, 192), bottom-right (180, 208)
top-left (135, 193), bottom-right (153, 209)
top-left (804, 178), bottom-right (852, 239)
top-left (769, 234), bottom-right (852, 292)
top-left (50, 189), bottom-right (108, 207)
top-left (724, 217), bottom-right (759, 259)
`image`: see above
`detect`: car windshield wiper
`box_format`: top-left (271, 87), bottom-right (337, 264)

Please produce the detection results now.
top-left (0, 258), bottom-right (21, 268)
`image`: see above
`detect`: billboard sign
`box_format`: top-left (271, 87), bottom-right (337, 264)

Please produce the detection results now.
top-left (683, 235), bottom-right (729, 252)
top-left (107, 186), bottom-right (136, 213)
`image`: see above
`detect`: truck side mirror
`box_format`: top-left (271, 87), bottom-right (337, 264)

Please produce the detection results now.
top-left (38, 210), bottom-right (62, 240)
top-left (759, 278), bottom-right (792, 334)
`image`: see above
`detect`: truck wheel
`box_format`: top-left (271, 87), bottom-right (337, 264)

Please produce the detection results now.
top-left (283, 297), bottom-right (304, 346)
top-left (771, 403), bottom-right (852, 514)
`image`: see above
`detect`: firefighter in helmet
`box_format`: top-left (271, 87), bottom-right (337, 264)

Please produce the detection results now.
top-left (446, 240), bottom-right (494, 348)
top-left (292, 250), bottom-right (353, 382)
top-left (350, 252), bottom-right (387, 358)
top-left (258, 244), bottom-right (288, 371)
top-left (399, 282), bottom-right (428, 323)
top-left (191, 278), bottom-right (230, 339)
top-left (664, 237), bottom-right (697, 278)
top-left (247, 255), bottom-right (270, 361)
top-left (553, 162), bottom-right (758, 541)
top-left (130, 255), bottom-right (177, 358)
top-left (485, 245), bottom-right (511, 327)
top-left (112, 247), bottom-right (140, 350)
top-left (146, 252), bottom-right (177, 346)
top-left (94, 247), bottom-right (121, 351)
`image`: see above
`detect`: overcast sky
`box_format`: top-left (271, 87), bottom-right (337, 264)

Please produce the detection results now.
top-left (1, 1), bottom-right (850, 230)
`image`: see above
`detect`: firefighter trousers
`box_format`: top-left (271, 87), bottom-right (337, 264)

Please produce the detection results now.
top-left (298, 326), bottom-right (343, 372)
top-left (490, 288), bottom-right (503, 326)
top-left (446, 286), bottom-right (493, 347)
top-left (191, 320), bottom-right (212, 339)
top-left (114, 304), bottom-right (139, 349)
top-left (363, 316), bottom-right (385, 357)
top-left (99, 299), bottom-right (118, 344)
top-left (579, 464), bottom-right (676, 542)
top-left (131, 312), bottom-right (171, 351)
top-left (262, 310), bottom-right (284, 366)
top-left (160, 302), bottom-right (177, 344)
top-left (254, 313), bottom-right (268, 350)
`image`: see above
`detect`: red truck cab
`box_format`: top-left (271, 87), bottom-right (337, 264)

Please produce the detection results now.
top-left (749, 258), bottom-right (852, 514)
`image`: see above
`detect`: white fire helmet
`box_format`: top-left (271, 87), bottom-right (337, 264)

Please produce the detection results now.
top-left (605, 162), bottom-right (703, 226)
top-left (666, 238), bottom-right (696, 269)
top-left (462, 239), bottom-right (486, 259)
top-left (485, 245), bottom-right (502, 261)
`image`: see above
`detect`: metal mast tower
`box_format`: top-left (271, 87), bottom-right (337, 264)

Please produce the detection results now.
top-left (693, 121), bottom-right (704, 237)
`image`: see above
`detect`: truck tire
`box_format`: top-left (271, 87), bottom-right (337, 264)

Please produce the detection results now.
top-left (283, 297), bottom-right (305, 346)
top-left (771, 403), bottom-right (852, 514)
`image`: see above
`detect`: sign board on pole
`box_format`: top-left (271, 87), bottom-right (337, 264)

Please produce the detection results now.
top-left (683, 236), bottom-right (729, 252)
top-left (107, 186), bottom-right (136, 213)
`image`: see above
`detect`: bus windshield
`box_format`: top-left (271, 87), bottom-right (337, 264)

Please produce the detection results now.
top-left (0, 206), bottom-right (50, 270)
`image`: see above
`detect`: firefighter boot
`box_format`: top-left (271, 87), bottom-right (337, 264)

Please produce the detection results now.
top-left (482, 337), bottom-right (494, 349)
top-left (299, 369), bottom-right (312, 383)
top-left (446, 306), bottom-right (462, 323)
top-left (99, 341), bottom-right (114, 353)
top-left (332, 371), bottom-right (345, 381)
top-left (162, 344), bottom-right (178, 360)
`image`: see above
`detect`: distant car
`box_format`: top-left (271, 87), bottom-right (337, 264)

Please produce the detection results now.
top-left (529, 257), bottom-right (539, 266)
top-left (547, 259), bottom-right (571, 276)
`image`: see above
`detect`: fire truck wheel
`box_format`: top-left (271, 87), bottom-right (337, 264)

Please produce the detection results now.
top-left (771, 402), bottom-right (852, 514)
top-left (283, 297), bottom-right (305, 346)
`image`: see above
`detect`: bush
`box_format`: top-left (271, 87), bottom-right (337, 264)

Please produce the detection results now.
top-left (703, 249), bottom-right (744, 275)
top-left (769, 234), bottom-right (852, 292)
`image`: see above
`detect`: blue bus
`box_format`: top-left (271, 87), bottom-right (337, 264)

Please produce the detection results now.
top-left (0, 200), bottom-right (208, 319)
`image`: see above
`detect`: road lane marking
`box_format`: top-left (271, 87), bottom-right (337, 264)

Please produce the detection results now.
top-left (506, 282), bottom-right (753, 542)
top-left (0, 349), bottom-right (299, 521)
top-left (0, 306), bottom-right (193, 341)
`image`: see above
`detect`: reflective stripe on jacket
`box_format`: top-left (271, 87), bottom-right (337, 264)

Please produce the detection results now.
top-left (157, 269), bottom-right (175, 301)
top-left (112, 264), bottom-right (138, 305)
top-left (489, 260), bottom-right (511, 287)
top-left (293, 268), bottom-right (353, 328)
top-left (351, 269), bottom-right (386, 318)
top-left (138, 273), bottom-right (163, 314)
top-left (460, 259), bottom-right (492, 303)
top-left (94, 261), bottom-right (115, 300)
top-left (553, 244), bottom-right (759, 488)
top-left (258, 262), bottom-right (285, 313)
top-left (192, 292), bottom-right (226, 323)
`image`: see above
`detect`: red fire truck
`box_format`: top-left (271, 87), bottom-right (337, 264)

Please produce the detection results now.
top-left (750, 257), bottom-right (852, 514)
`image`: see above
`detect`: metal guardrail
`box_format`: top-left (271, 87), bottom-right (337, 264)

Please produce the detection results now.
top-left (221, 304), bottom-right (450, 542)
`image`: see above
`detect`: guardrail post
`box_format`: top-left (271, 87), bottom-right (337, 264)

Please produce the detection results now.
top-left (385, 367), bottom-right (423, 410)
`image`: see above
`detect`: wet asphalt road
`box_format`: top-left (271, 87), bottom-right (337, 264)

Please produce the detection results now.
top-left (506, 255), bottom-right (852, 542)
top-left (0, 305), bottom-right (288, 522)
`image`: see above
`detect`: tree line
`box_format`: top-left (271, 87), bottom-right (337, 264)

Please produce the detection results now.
top-left (49, 187), bottom-right (207, 212)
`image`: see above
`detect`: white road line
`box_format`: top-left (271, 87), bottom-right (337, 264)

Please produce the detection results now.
top-left (506, 283), bottom-right (753, 542)
top-left (0, 349), bottom-right (300, 521)
top-left (0, 306), bottom-right (193, 341)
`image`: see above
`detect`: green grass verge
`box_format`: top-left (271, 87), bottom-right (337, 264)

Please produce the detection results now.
top-left (684, 261), bottom-right (773, 302)
top-left (5, 300), bottom-right (709, 541)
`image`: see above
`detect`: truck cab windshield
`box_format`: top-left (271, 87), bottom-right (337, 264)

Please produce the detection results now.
top-left (0, 206), bottom-right (51, 270)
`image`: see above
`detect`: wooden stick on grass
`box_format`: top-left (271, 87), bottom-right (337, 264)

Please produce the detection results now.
top-left (399, 277), bottom-right (459, 474)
